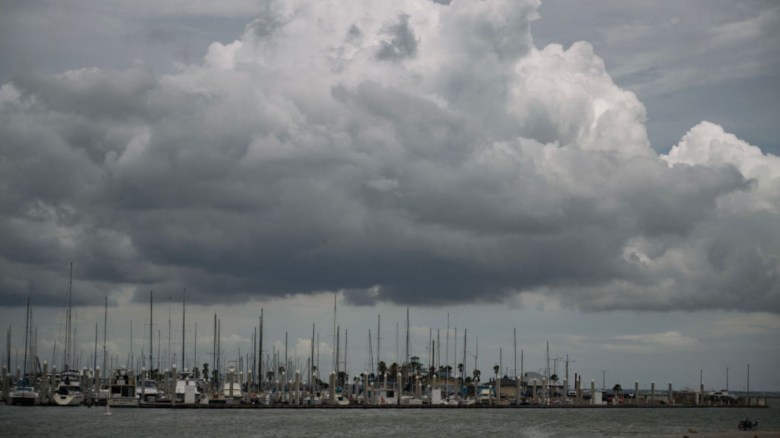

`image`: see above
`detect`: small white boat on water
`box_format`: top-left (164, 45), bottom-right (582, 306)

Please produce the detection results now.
top-left (51, 370), bottom-right (84, 406)
top-left (9, 380), bottom-right (39, 406)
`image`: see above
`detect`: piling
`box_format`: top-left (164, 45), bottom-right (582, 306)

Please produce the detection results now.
top-left (496, 375), bottom-right (501, 406)
top-left (575, 376), bottom-right (582, 404)
top-left (396, 372), bottom-right (402, 406)
top-left (329, 372), bottom-right (336, 405)
top-left (590, 380), bottom-right (595, 406)
top-left (668, 382), bottom-right (673, 405)
top-left (172, 365), bottom-right (178, 407)
top-left (634, 381), bottom-right (639, 406)
top-left (2, 366), bottom-right (7, 403)
top-left (95, 368), bottom-right (101, 403)
top-left (41, 361), bottom-right (49, 404)
top-left (294, 370), bottom-right (301, 405)
top-left (650, 381), bottom-right (655, 405)
top-left (227, 367), bottom-right (234, 399)
top-left (532, 379), bottom-right (537, 404)
top-left (141, 368), bottom-right (146, 400)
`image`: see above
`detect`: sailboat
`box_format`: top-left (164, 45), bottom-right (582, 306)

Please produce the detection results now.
top-left (52, 263), bottom-right (84, 406)
top-left (10, 295), bottom-right (39, 405)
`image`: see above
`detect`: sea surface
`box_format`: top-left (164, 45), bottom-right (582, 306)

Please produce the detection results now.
top-left (1, 404), bottom-right (777, 437)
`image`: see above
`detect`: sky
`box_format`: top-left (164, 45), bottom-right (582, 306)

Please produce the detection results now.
top-left (1, 0), bottom-right (779, 391)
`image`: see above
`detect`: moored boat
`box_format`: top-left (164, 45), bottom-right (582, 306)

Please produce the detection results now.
top-left (107, 368), bottom-right (138, 407)
top-left (9, 380), bottom-right (39, 406)
top-left (51, 370), bottom-right (84, 406)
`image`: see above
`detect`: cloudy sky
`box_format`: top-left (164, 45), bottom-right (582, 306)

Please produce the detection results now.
top-left (1, 0), bottom-right (779, 391)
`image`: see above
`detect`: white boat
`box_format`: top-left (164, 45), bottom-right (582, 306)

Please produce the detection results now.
top-left (136, 378), bottom-right (161, 402)
top-left (477, 388), bottom-right (493, 404)
top-left (51, 370), bottom-right (84, 406)
top-left (175, 370), bottom-right (201, 404)
top-left (331, 392), bottom-right (350, 406)
top-left (221, 367), bottom-right (244, 403)
top-left (9, 381), bottom-right (39, 406)
top-left (107, 368), bottom-right (139, 407)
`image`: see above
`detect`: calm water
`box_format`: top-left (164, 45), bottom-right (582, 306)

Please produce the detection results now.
top-left (1, 404), bottom-right (777, 437)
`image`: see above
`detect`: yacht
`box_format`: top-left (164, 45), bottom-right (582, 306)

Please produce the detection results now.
top-left (107, 368), bottom-right (139, 407)
top-left (135, 378), bottom-right (161, 402)
top-left (220, 367), bottom-right (244, 404)
top-left (175, 370), bottom-right (201, 404)
top-left (51, 370), bottom-right (84, 406)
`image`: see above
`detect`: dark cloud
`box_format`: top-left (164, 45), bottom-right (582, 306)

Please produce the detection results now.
top-left (1, 0), bottom-right (778, 314)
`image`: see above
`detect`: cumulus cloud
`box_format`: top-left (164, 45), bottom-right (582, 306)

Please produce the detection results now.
top-left (1, 0), bottom-right (778, 313)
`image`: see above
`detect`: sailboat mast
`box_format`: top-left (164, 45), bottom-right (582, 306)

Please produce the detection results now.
top-left (193, 322), bottom-right (197, 373)
top-left (149, 291), bottom-right (153, 373)
top-left (332, 293), bottom-right (337, 373)
top-left (258, 309), bottom-right (263, 389)
top-left (376, 315), bottom-right (380, 374)
top-left (102, 296), bottom-right (107, 376)
top-left (335, 326), bottom-right (340, 376)
top-left (65, 262), bottom-right (73, 370)
top-left (405, 308), bottom-right (409, 366)
top-left (181, 288), bottom-right (185, 370)
top-left (22, 294), bottom-right (30, 382)
top-left (462, 328), bottom-right (467, 386)
top-left (93, 322), bottom-right (98, 372)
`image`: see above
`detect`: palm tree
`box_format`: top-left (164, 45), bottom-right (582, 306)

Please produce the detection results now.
top-left (613, 383), bottom-right (623, 399)
top-left (473, 369), bottom-right (481, 382)
top-left (378, 361), bottom-right (387, 376)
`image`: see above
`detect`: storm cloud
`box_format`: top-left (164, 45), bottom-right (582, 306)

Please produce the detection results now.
top-left (1, 0), bottom-right (778, 313)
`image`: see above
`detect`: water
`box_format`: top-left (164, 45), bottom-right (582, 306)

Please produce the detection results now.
top-left (1, 404), bottom-right (777, 437)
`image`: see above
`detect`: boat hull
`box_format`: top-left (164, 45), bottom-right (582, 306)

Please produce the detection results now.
top-left (51, 392), bottom-right (84, 406)
top-left (107, 397), bottom-right (139, 407)
top-left (10, 393), bottom-right (39, 406)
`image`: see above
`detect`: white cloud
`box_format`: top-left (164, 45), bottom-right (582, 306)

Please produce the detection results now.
top-left (614, 331), bottom-right (696, 348)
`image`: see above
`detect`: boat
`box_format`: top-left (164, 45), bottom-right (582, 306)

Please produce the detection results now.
top-left (107, 368), bottom-right (139, 407)
top-left (51, 370), bottom-right (84, 406)
top-left (136, 378), bottom-right (161, 402)
top-left (220, 367), bottom-right (244, 404)
top-left (11, 295), bottom-right (39, 405)
top-left (9, 380), bottom-right (39, 406)
top-left (52, 264), bottom-right (83, 406)
top-left (175, 369), bottom-right (201, 404)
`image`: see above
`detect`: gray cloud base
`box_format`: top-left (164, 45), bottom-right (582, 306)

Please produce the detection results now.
top-left (1, 0), bottom-right (778, 313)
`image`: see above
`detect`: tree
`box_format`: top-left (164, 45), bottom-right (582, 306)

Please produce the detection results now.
top-left (378, 361), bottom-right (387, 376)
top-left (613, 384), bottom-right (622, 396)
top-left (493, 364), bottom-right (500, 378)
top-left (473, 369), bottom-right (481, 383)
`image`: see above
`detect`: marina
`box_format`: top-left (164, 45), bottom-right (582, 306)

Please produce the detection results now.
top-left (1, 285), bottom-right (772, 411)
